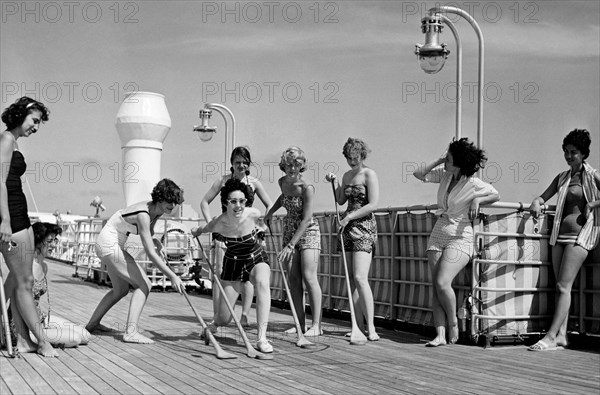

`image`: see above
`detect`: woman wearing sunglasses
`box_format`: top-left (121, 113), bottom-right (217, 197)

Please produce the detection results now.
top-left (193, 178), bottom-right (273, 353)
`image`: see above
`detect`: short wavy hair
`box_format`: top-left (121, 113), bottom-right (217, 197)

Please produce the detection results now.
top-left (562, 129), bottom-right (591, 160)
top-left (32, 222), bottom-right (62, 249)
top-left (448, 138), bottom-right (487, 177)
top-left (342, 137), bottom-right (371, 160)
top-left (220, 178), bottom-right (253, 207)
top-left (151, 178), bottom-right (184, 204)
top-left (1, 97), bottom-right (50, 130)
top-left (278, 146), bottom-right (307, 172)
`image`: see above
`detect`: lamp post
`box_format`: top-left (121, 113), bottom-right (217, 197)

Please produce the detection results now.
top-left (193, 103), bottom-right (237, 169)
top-left (415, 7), bottom-right (484, 149)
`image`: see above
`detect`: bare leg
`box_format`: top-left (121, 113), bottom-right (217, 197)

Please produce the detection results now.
top-left (538, 244), bottom-right (587, 348)
top-left (122, 256), bottom-right (153, 344)
top-left (1, 228), bottom-right (57, 357)
top-left (86, 254), bottom-right (131, 333)
top-left (349, 251), bottom-right (378, 340)
top-left (213, 280), bottom-right (240, 326)
top-left (345, 252), bottom-right (365, 333)
top-left (301, 248), bottom-right (322, 336)
top-left (427, 250), bottom-right (447, 346)
top-left (240, 281), bottom-right (254, 327)
top-left (433, 248), bottom-right (470, 345)
top-left (211, 242), bottom-right (225, 318)
top-left (288, 249), bottom-right (306, 331)
top-left (250, 263), bottom-right (271, 343)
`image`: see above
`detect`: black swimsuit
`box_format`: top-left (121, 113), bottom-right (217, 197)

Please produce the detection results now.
top-left (4, 151), bottom-right (31, 232)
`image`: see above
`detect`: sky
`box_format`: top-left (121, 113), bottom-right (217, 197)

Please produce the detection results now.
top-left (1, 0), bottom-right (599, 218)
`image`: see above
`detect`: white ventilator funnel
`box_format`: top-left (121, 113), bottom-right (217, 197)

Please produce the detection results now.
top-left (115, 92), bottom-right (171, 206)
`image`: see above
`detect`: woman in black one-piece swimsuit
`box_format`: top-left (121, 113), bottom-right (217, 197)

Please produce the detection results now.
top-left (1, 97), bottom-right (58, 357)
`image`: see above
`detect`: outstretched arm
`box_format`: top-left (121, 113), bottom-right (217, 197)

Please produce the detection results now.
top-left (137, 214), bottom-right (184, 293)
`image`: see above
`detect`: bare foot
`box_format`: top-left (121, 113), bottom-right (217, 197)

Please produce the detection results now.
top-left (86, 323), bottom-right (114, 333)
top-left (367, 332), bottom-right (380, 341)
top-left (448, 323), bottom-right (459, 344)
top-left (15, 340), bottom-right (37, 354)
top-left (123, 332), bottom-right (155, 344)
top-left (425, 336), bottom-right (447, 347)
top-left (555, 335), bottom-right (568, 347)
top-left (37, 342), bottom-right (59, 357)
top-left (304, 326), bottom-right (323, 337)
top-left (240, 315), bottom-right (250, 328)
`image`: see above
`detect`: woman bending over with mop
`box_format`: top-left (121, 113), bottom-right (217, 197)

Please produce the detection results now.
top-left (326, 137), bottom-right (380, 341)
top-left (265, 146), bottom-right (322, 336)
top-left (86, 179), bottom-right (185, 344)
top-left (192, 178), bottom-right (273, 353)
top-left (413, 138), bottom-right (499, 347)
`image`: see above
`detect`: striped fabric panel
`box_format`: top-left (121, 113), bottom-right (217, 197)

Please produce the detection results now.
top-left (478, 212), bottom-right (553, 335)
top-left (393, 212), bottom-right (438, 325)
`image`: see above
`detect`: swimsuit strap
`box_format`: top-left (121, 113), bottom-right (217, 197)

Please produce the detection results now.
top-left (121, 210), bottom-right (150, 218)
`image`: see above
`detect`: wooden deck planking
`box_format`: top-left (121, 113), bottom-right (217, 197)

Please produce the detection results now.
top-left (1, 259), bottom-right (599, 395)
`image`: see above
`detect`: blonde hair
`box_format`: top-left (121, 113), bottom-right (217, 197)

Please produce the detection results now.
top-left (279, 146), bottom-right (307, 172)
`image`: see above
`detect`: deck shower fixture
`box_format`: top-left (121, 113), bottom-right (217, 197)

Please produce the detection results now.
top-left (414, 14), bottom-right (449, 74)
top-left (193, 103), bottom-right (237, 168)
top-left (415, 6), bottom-right (485, 154)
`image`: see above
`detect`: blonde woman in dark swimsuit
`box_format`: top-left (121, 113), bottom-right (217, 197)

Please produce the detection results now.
top-left (529, 129), bottom-right (600, 351)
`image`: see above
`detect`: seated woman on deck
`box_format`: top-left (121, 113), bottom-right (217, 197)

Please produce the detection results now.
top-left (85, 178), bottom-right (185, 344)
top-left (528, 129), bottom-right (600, 351)
top-left (413, 138), bottom-right (499, 347)
top-left (192, 178), bottom-right (273, 353)
top-left (6, 222), bottom-right (91, 348)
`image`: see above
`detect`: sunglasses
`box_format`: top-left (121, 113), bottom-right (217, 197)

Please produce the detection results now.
top-left (226, 198), bottom-right (247, 206)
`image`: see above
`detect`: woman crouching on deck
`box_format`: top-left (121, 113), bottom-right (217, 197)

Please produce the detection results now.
top-left (85, 178), bottom-right (185, 344)
top-left (6, 222), bottom-right (91, 348)
top-left (413, 138), bottom-right (499, 347)
top-left (192, 178), bottom-right (273, 353)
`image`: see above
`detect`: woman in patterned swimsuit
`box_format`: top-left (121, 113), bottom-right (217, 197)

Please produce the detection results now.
top-left (200, 147), bottom-right (273, 327)
top-left (265, 147), bottom-right (322, 336)
top-left (193, 178), bottom-right (273, 353)
top-left (7, 222), bottom-right (91, 347)
top-left (1, 97), bottom-right (57, 357)
top-left (414, 138), bottom-right (499, 347)
top-left (528, 129), bottom-right (600, 351)
top-left (326, 138), bottom-right (380, 341)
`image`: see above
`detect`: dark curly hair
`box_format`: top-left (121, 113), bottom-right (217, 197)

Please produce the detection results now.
top-left (2, 97), bottom-right (50, 130)
top-left (32, 222), bottom-right (62, 249)
top-left (151, 178), bottom-right (184, 204)
top-left (342, 137), bottom-right (371, 160)
top-left (220, 178), bottom-right (253, 208)
top-left (562, 129), bottom-right (591, 160)
top-left (448, 138), bottom-right (487, 177)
